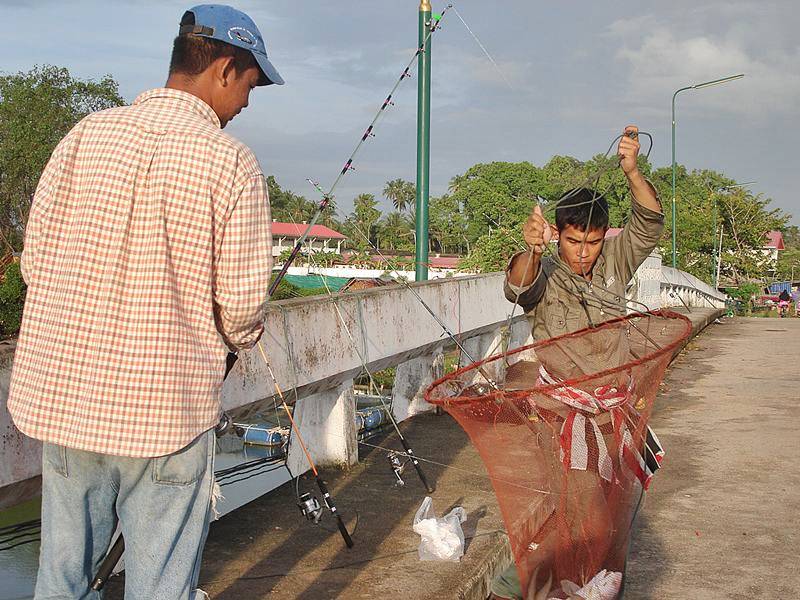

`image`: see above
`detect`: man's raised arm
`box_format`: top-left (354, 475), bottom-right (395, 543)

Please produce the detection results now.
top-left (504, 204), bottom-right (551, 310)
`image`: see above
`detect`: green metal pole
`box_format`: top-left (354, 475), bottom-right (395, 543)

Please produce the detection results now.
top-left (415, 0), bottom-right (432, 281)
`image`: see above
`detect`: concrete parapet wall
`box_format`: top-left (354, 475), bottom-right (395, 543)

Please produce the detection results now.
top-left (223, 273), bottom-right (524, 415)
top-left (660, 265), bottom-right (726, 309)
top-left (0, 273), bottom-right (528, 504)
top-left (0, 261), bottom-right (726, 506)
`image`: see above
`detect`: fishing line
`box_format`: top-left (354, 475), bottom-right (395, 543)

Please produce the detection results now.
top-left (281, 208), bottom-right (436, 493)
top-left (450, 3), bottom-right (515, 91)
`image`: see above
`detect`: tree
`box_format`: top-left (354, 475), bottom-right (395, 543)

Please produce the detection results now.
top-left (344, 193), bottom-right (381, 251)
top-left (378, 211), bottom-right (413, 251)
top-left (647, 166), bottom-right (788, 283)
top-left (383, 178), bottom-right (415, 213)
top-left (458, 227), bottom-right (522, 273)
top-left (0, 65), bottom-right (124, 251)
top-left (781, 225), bottom-right (800, 249)
top-left (775, 248), bottom-right (800, 281)
top-left (716, 189), bottom-right (787, 283)
top-left (429, 194), bottom-right (466, 254)
top-left (267, 175), bottom-right (340, 230)
top-left (451, 161), bottom-right (546, 245)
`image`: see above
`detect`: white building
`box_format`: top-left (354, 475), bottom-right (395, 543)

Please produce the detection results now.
top-left (271, 221), bottom-right (346, 257)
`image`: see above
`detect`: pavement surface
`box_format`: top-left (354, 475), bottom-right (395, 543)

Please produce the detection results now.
top-left (626, 316), bottom-right (800, 599)
top-left (103, 308), bottom-right (799, 600)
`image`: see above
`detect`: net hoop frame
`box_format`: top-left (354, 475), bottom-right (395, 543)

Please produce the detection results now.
top-left (425, 309), bottom-right (692, 406)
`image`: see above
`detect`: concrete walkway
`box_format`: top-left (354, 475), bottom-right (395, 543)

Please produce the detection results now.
top-left (100, 308), bottom-right (753, 600)
top-left (627, 317), bottom-right (800, 599)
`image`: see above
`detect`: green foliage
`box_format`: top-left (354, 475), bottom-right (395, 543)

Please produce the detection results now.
top-left (452, 161), bottom-right (545, 243)
top-left (277, 247), bottom-right (305, 267)
top-left (382, 179), bottom-right (415, 213)
top-left (775, 248), bottom-right (800, 280)
top-left (458, 227), bottom-right (521, 273)
top-left (343, 193), bottom-right (381, 251)
top-left (267, 175), bottom-right (339, 229)
top-left (429, 194), bottom-right (466, 254)
top-left (0, 262), bottom-right (25, 337)
top-left (725, 282), bottom-right (761, 315)
top-left (648, 168), bottom-right (788, 282)
top-left (377, 211), bottom-right (414, 251)
top-left (781, 225), bottom-right (800, 250)
top-left (310, 252), bottom-right (344, 268)
top-left (268, 276), bottom-right (327, 301)
top-left (0, 66), bottom-right (124, 251)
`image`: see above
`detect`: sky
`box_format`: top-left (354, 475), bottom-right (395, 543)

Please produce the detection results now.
top-left (1, 0), bottom-right (798, 224)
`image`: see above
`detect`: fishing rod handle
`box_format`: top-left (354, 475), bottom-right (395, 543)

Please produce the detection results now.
top-left (90, 535), bottom-right (125, 590)
top-left (315, 476), bottom-right (354, 548)
top-left (399, 437), bottom-right (435, 493)
top-left (335, 514), bottom-right (354, 549)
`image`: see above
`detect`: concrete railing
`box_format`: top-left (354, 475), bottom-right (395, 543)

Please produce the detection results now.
top-left (631, 252), bottom-right (727, 310)
top-left (0, 256), bottom-right (726, 508)
top-left (0, 273), bottom-right (533, 508)
top-left (660, 265), bottom-right (727, 309)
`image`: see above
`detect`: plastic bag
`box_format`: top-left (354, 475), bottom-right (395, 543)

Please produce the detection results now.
top-left (412, 496), bottom-right (467, 561)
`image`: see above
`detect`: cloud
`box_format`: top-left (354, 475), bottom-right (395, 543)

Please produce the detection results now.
top-left (610, 15), bottom-right (800, 118)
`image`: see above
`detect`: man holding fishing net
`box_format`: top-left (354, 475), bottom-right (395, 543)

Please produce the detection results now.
top-left (489, 126), bottom-right (664, 599)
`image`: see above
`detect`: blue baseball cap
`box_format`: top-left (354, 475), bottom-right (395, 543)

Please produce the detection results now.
top-left (179, 4), bottom-right (284, 86)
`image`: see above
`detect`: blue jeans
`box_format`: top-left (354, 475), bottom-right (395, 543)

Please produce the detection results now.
top-left (35, 430), bottom-right (215, 599)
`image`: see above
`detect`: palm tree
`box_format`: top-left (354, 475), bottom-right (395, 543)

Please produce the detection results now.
top-left (448, 173), bottom-right (467, 194)
top-left (380, 211), bottom-right (411, 251)
top-left (383, 178), bottom-right (415, 213)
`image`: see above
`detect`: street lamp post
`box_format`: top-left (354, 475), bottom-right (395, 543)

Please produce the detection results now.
top-left (671, 73), bottom-right (745, 268)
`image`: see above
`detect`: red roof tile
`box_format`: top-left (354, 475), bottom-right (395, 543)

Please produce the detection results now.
top-left (271, 221), bottom-right (346, 240)
top-left (765, 230), bottom-right (785, 250)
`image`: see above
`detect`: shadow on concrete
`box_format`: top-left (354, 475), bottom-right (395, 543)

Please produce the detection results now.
top-left (203, 413), bottom-right (470, 599)
top-left (105, 411), bottom-right (504, 600)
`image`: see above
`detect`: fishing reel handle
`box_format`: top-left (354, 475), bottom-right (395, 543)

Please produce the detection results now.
top-left (316, 476), bottom-right (354, 548)
top-left (400, 438), bottom-right (435, 493)
top-left (90, 535), bottom-right (125, 590)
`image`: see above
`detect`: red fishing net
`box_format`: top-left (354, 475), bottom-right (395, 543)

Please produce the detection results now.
top-left (425, 310), bottom-right (691, 599)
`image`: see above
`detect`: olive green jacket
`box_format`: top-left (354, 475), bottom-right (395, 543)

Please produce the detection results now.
top-left (504, 201), bottom-right (664, 376)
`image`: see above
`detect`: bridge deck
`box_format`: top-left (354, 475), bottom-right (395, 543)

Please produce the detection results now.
top-left (627, 317), bottom-right (800, 599)
top-left (104, 309), bottom-right (800, 600)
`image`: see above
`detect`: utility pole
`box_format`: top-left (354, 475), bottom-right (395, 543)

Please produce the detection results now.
top-left (415, 0), bottom-right (432, 281)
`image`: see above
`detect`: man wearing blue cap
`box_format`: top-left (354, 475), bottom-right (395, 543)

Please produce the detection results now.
top-left (10, 5), bottom-right (282, 598)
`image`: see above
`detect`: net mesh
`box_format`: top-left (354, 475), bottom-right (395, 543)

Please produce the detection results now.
top-left (425, 310), bottom-right (691, 599)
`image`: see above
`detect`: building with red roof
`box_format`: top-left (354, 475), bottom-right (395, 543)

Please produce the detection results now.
top-left (271, 221), bottom-right (347, 257)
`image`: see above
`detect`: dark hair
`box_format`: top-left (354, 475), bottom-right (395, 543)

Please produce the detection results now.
top-left (555, 188), bottom-right (609, 232)
top-left (169, 35), bottom-right (259, 80)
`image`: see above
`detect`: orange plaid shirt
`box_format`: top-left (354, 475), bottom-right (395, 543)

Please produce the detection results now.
top-left (8, 88), bottom-right (272, 457)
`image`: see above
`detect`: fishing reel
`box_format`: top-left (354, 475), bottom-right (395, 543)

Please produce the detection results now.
top-left (387, 451), bottom-right (409, 486)
top-left (214, 412), bottom-right (232, 438)
top-left (297, 492), bottom-right (323, 523)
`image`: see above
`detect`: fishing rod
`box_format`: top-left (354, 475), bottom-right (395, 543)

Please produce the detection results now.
top-left (254, 342), bottom-right (353, 548)
top-left (300, 219), bottom-right (435, 492)
top-left (304, 178), bottom-right (510, 400)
